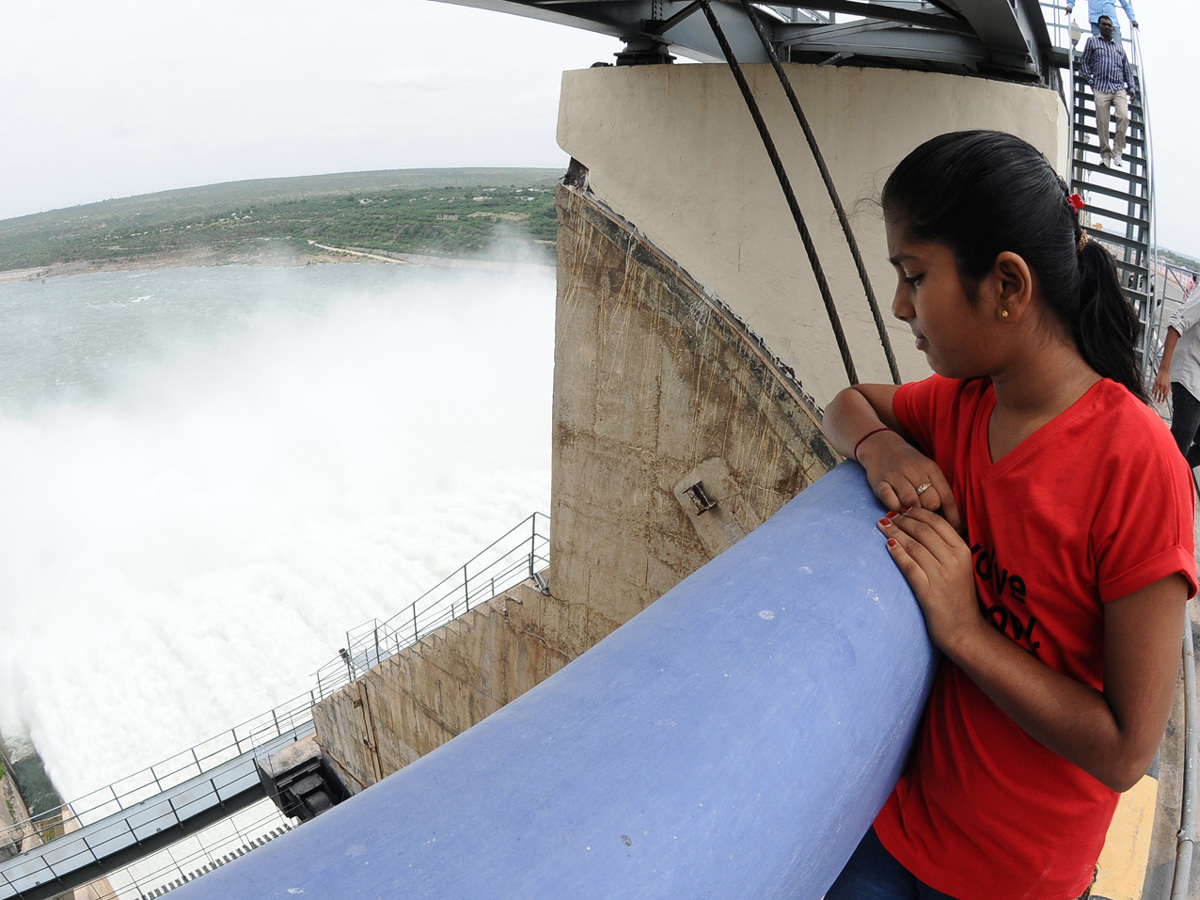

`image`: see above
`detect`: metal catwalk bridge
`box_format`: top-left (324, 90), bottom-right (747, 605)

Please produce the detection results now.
top-left (0, 726), bottom-right (311, 900)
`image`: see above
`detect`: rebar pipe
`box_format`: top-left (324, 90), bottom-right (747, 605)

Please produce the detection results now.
top-left (698, 0), bottom-right (859, 386)
top-left (1170, 608), bottom-right (1197, 900)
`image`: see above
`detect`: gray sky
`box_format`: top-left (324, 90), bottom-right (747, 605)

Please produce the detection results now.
top-left (1, 0), bottom-right (1195, 254)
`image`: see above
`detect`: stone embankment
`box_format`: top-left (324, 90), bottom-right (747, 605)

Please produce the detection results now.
top-left (307, 242), bottom-right (554, 272)
top-left (0, 755), bottom-right (35, 861)
top-left (0, 748), bottom-right (117, 898)
top-left (0, 242), bottom-right (553, 283)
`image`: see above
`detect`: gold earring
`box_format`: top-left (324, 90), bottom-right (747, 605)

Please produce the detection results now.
top-left (1000, 309), bottom-right (1010, 318)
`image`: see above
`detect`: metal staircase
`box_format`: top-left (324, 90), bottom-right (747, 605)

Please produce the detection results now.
top-left (1067, 32), bottom-right (1160, 367)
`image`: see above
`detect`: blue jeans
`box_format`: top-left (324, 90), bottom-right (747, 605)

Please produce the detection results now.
top-left (1170, 382), bottom-right (1200, 468)
top-left (826, 827), bottom-right (1094, 900)
top-left (824, 827), bottom-right (960, 900)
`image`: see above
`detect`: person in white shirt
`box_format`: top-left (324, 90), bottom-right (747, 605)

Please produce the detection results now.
top-left (1066, 0), bottom-right (1138, 41)
top-left (1153, 281), bottom-right (1200, 466)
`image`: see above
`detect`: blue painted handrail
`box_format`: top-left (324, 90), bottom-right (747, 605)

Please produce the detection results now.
top-left (171, 463), bottom-right (936, 900)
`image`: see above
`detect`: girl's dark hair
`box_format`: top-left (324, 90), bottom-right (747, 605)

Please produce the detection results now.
top-left (881, 130), bottom-right (1146, 400)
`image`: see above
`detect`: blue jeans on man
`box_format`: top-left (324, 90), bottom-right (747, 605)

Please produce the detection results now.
top-left (1170, 383), bottom-right (1200, 468)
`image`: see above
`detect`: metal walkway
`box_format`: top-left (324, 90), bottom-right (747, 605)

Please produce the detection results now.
top-left (0, 725), bottom-right (311, 900)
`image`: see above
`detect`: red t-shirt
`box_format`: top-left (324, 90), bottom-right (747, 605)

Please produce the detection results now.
top-left (873, 375), bottom-right (1197, 900)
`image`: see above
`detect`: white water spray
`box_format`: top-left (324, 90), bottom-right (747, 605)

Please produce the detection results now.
top-left (0, 263), bottom-right (554, 803)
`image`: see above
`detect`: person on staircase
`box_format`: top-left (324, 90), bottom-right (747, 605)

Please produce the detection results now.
top-left (1152, 279), bottom-right (1200, 468)
top-left (1080, 15), bottom-right (1137, 169)
top-left (1066, 0), bottom-right (1138, 41)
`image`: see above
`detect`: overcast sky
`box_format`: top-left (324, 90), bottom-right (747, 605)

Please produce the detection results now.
top-left (0, 0), bottom-right (1195, 254)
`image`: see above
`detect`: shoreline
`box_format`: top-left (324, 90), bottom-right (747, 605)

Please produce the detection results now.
top-left (305, 241), bottom-right (555, 273)
top-left (0, 242), bottom-right (555, 284)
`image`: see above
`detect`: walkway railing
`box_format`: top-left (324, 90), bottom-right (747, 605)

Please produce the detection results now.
top-left (0, 728), bottom-right (307, 900)
top-left (0, 512), bottom-right (549, 857)
top-left (0, 711), bottom-right (310, 860)
top-left (315, 511), bottom-right (550, 695)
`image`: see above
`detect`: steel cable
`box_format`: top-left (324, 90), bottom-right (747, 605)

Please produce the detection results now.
top-left (698, 0), bottom-right (859, 386)
top-left (737, 0), bottom-right (901, 385)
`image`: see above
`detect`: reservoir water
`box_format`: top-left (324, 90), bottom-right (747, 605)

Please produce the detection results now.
top-left (0, 261), bottom-right (554, 807)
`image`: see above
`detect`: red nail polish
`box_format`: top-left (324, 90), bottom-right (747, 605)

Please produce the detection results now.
top-left (886, 510), bottom-right (901, 519)
top-left (879, 517), bottom-right (892, 527)
top-left (887, 538), bottom-right (897, 548)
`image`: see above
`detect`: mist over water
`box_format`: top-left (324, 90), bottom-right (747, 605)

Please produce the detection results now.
top-left (0, 262), bottom-right (554, 802)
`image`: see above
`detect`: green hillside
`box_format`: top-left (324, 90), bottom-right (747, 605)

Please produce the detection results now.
top-left (1160, 246), bottom-right (1200, 274)
top-left (0, 168), bottom-right (564, 273)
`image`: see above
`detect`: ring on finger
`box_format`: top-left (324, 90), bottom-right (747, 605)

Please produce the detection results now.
top-left (916, 482), bottom-right (932, 495)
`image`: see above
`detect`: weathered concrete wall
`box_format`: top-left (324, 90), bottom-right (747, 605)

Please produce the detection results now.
top-left (0, 757), bottom-right (34, 861)
top-left (558, 62), bottom-right (1069, 409)
top-left (313, 579), bottom-right (574, 792)
top-left (548, 184), bottom-right (838, 635)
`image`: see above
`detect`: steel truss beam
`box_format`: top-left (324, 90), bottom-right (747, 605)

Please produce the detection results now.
top-left (431, 0), bottom-right (1056, 82)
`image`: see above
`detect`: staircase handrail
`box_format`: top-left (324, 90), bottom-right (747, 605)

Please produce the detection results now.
top-left (1037, 1), bottom-right (1085, 186)
top-left (1131, 27), bottom-right (1163, 368)
top-left (1067, 30), bottom-right (1077, 178)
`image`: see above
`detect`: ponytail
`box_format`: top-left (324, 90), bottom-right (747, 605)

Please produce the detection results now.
top-left (1075, 238), bottom-right (1146, 401)
top-left (883, 131), bottom-right (1146, 400)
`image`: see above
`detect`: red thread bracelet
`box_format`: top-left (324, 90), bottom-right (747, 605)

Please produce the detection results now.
top-left (853, 426), bottom-right (893, 463)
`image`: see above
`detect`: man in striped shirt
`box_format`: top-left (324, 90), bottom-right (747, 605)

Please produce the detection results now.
top-left (1080, 15), bottom-right (1137, 169)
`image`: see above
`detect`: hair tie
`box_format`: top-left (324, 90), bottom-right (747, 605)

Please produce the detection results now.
top-left (1068, 194), bottom-right (1088, 251)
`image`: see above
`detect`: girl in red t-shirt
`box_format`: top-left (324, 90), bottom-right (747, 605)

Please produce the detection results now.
top-left (822, 130), bottom-right (1196, 900)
